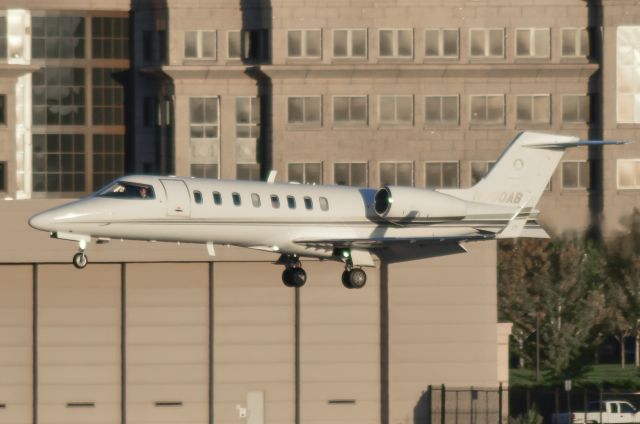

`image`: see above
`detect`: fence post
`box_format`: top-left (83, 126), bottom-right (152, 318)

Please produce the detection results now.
top-left (427, 385), bottom-right (432, 424)
top-left (498, 383), bottom-right (503, 424)
top-left (583, 388), bottom-right (588, 424)
top-left (469, 386), bottom-right (473, 424)
top-left (555, 387), bottom-right (559, 416)
top-left (599, 388), bottom-right (603, 424)
top-left (441, 384), bottom-right (446, 424)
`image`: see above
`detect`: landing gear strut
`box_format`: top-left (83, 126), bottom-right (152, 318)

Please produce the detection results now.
top-left (72, 240), bottom-right (88, 269)
top-left (341, 261), bottom-right (367, 289)
top-left (279, 255), bottom-right (307, 288)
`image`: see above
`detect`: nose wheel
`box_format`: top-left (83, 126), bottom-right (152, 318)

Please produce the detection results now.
top-left (73, 251), bottom-right (88, 269)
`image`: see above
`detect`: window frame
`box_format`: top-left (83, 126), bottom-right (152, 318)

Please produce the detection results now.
top-left (562, 94), bottom-right (590, 123)
top-left (469, 28), bottom-right (505, 58)
top-left (333, 162), bottom-right (368, 187)
top-left (616, 159), bottom-right (640, 190)
top-left (561, 160), bottom-right (590, 190)
top-left (287, 95), bottom-right (322, 126)
top-left (469, 161), bottom-right (496, 186)
top-left (424, 28), bottom-right (459, 58)
top-left (378, 94), bottom-right (414, 127)
top-left (515, 28), bottom-right (550, 58)
top-left (378, 28), bottom-right (414, 59)
top-left (333, 95), bottom-right (368, 127)
top-left (332, 28), bottom-right (368, 59)
top-left (561, 27), bottom-right (589, 58)
top-left (184, 30), bottom-right (217, 60)
top-left (469, 94), bottom-right (505, 125)
top-left (378, 161), bottom-right (414, 187)
top-left (287, 162), bottom-right (323, 185)
top-left (515, 94), bottom-right (551, 125)
top-left (424, 95), bottom-right (459, 126)
top-left (425, 161), bottom-right (460, 189)
top-left (287, 28), bottom-right (322, 59)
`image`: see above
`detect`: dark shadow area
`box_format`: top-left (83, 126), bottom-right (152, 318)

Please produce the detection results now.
top-left (587, 0), bottom-right (604, 242)
top-left (413, 389), bottom-right (431, 424)
top-left (241, 0), bottom-right (273, 180)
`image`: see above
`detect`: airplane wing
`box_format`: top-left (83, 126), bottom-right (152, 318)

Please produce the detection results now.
top-left (293, 234), bottom-right (495, 264)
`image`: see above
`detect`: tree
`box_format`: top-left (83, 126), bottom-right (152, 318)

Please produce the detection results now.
top-left (604, 209), bottom-right (640, 368)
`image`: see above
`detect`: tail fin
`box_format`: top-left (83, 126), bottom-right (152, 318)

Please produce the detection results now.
top-left (444, 131), bottom-right (623, 210)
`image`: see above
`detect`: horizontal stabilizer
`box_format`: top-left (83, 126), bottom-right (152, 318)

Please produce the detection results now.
top-left (497, 218), bottom-right (528, 239)
top-left (519, 227), bottom-right (550, 239)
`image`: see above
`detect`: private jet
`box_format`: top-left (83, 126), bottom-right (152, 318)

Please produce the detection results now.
top-left (29, 132), bottom-right (623, 289)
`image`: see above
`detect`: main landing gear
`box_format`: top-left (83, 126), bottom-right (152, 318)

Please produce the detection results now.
top-left (278, 255), bottom-right (367, 289)
top-left (280, 255), bottom-right (307, 288)
top-left (341, 262), bottom-right (367, 289)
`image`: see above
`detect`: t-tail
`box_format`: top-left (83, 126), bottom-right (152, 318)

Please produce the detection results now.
top-left (441, 131), bottom-right (627, 239)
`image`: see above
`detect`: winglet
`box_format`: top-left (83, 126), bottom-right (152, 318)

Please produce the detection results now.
top-left (267, 170), bottom-right (277, 184)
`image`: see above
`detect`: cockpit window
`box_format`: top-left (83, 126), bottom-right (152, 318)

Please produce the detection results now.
top-left (98, 181), bottom-right (155, 199)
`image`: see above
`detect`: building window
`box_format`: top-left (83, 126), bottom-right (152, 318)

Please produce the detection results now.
top-left (334, 162), bottom-right (367, 186)
top-left (425, 28), bottom-right (458, 58)
top-left (237, 163), bottom-right (261, 181)
top-left (333, 29), bottom-right (367, 58)
top-left (288, 96), bottom-right (321, 126)
top-left (379, 162), bottom-right (413, 186)
top-left (32, 16), bottom-right (85, 59)
top-left (562, 95), bottom-right (590, 123)
top-left (0, 161), bottom-right (5, 192)
top-left (228, 29), bottom-right (269, 62)
top-left (561, 28), bottom-right (589, 57)
top-left (32, 68), bottom-right (85, 126)
top-left (425, 95), bottom-right (458, 125)
top-left (93, 134), bottom-right (124, 189)
top-left (288, 162), bottom-right (322, 184)
top-left (93, 68), bottom-right (125, 126)
top-left (333, 96), bottom-right (367, 126)
top-left (0, 95), bottom-right (5, 125)
top-left (236, 96), bottom-right (260, 138)
top-left (470, 95), bottom-right (504, 124)
top-left (0, 17), bottom-right (7, 59)
top-left (288, 29), bottom-right (321, 58)
top-left (190, 97), bottom-right (219, 178)
top-left (32, 134), bottom-right (85, 193)
top-left (470, 28), bottom-right (504, 58)
top-left (617, 159), bottom-right (640, 189)
top-left (184, 30), bottom-right (216, 60)
top-left (470, 161), bottom-right (495, 186)
top-left (190, 97), bottom-right (219, 139)
top-left (516, 95), bottom-right (551, 124)
top-left (617, 27), bottom-right (640, 123)
top-left (379, 29), bottom-right (413, 58)
top-left (515, 28), bottom-right (550, 58)
top-left (379, 95), bottom-right (413, 126)
top-left (425, 162), bottom-right (459, 189)
top-left (92, 17), bottom-right (129, 59)
top-left (562, 161), bottom-right (590, 189)
top-left (191, 164), bottom-right (218, 179)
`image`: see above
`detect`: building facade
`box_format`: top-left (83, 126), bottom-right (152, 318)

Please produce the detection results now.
top-left (0, 1), bottom-right (639, 424)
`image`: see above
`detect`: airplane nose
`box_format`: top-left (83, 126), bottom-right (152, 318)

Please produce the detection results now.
top-left (28, 210), bottom-right (55, 232)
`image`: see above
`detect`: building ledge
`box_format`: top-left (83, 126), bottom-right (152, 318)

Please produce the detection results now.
top-left (158, 63), bottom-right (599, 80)
top-left (0, 63), bottom-right (41, 78)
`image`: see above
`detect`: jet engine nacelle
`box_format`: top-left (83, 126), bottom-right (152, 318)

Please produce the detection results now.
top-left (373, 186), bottom-right (468, 222)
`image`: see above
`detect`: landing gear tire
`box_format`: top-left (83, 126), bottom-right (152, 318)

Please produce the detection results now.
top-left (342, 268), bottom-right (367, 289)
top-left (282, 267), bottom-right (307, 288)
top-left (73, 252), bottom-right (88, 269)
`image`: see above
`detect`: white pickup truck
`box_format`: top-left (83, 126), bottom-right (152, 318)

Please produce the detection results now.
top-left (552, 400), bottom-right (640, 424)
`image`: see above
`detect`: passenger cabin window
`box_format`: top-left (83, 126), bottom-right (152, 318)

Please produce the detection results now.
top-left (251, 193), bottom-right (261, 207)
top-left (611, 404), bottom-right (619, 414)
top-left (99, 181), bottom-right (155, 199)
top-left (213, 191), bottom-right (222, 205)
top-left (287, 195), bottom-right (296, 209)
top-left (194, 190), bottom-right (203, 204)
top-left (232, 192), bottom-right (241, 206)
top-left (319, 196), bottom-right (329, 211)
top-left (271, 194), bottom-right (280, 208)
top-left (304, 196), bottom-right (313, 210)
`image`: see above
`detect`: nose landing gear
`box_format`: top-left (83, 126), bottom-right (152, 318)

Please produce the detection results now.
top-left (72, 239), bottom-right (88, 269)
